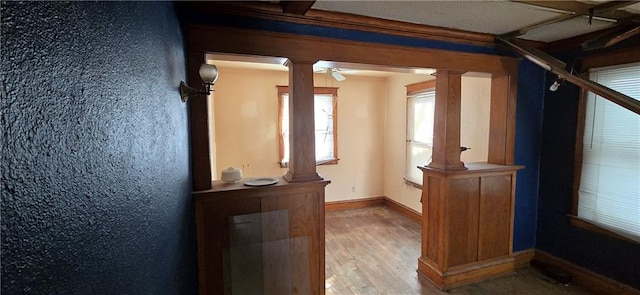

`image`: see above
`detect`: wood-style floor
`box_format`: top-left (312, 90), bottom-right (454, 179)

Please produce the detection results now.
top-left (325, 206), bottom-right (594, 294)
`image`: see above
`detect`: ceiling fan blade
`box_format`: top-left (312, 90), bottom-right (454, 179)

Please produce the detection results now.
top-left (331, 70), bottom-right (346, 81)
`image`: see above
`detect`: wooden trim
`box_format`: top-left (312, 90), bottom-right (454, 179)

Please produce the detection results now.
top-left (177, 2), bottom-right (497, 47)
top-left (325, 196), bottom-right (385, 212)
top-left (186, 25), bottom-right (520, 75)
top-left (501, 38), bottom-right (640, 115)
top-left (572, 49), bottom-right (640, 235)
top-left (183, 23), bottom-right (519, 193)
top-left (383, 197), bottom-right (422, 224)
top-left (418, 256), bottom-right (516, 290)
top-left (488, 75), bottom-right (510, 165)
top-left (278, 86), bottom-right (339, 167)
top-left (547, 27), bottom-right (624, 53)
top-left (187, 50), bottom-right (213, 191)
top-left (534, 250), bottom-right (640, 295)
top-left (277, 86), bottom-right (286, 167)
top-left (568, 215), bottom-right (640, 245)
top-left (403, 178), bottom-right (422, 190)
top-left (279, 1), bottom-right (315, 16)
top-left (429, 70), bottom-right (466, 170)
top-left (579, 46), bottom-right (640, 71)
top-left (324, 196), bottom-right (422, 224)
top-left (406, 80), bottom-right (436, 95)
top-left (571, 88), bottom-right (588, 216)
top-left (513, 249), bottom-right (535, 269)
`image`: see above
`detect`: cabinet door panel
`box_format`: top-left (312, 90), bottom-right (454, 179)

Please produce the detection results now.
top-left (478, 175), bottom-right (512, 260)
top-left (197, 197), bottom-right (261, 294)
top-left (447, 178), bottom-right (480, 267)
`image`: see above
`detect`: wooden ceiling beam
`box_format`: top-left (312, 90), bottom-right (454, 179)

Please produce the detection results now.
top-left (503, 0), bottom-right (638, 38)
top-left (498, 37), bottom-right (640, 115)
top-left (280, 1), bottom-right (316, 15)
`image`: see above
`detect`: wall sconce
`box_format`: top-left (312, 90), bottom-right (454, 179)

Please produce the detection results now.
top-left (179, 64), bottom-right (218, 102)
top-left (549, 77), bottom-right (564, 92)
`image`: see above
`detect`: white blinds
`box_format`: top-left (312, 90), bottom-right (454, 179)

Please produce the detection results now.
top-left (578, 62), bottom-right (640, 239)
top-left (406, 90), bottom-right (435, 185)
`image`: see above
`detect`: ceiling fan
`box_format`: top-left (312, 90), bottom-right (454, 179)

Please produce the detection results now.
top-left (315, 67), bottom-right (346, 81)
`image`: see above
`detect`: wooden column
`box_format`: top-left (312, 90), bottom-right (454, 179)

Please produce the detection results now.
top-left (428, 70), bottom-right (467, 170)
top-left (418, 70), bottom-right (523, 290)
top-left (283, 59), bottom-right (323, 183)
top-left (187, 50), bottom-right (213, 191)
top-left (488, 74), bottom-right (517, 165)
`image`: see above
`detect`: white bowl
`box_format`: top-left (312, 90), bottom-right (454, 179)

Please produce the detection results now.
top-left (221, 167), bottom-right (242, 183)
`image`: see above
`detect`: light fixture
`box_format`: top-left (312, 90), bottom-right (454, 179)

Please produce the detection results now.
top-left (179, 64), bottom-right (219, 102)
top-left (549, 77), bottom-right (563, 92)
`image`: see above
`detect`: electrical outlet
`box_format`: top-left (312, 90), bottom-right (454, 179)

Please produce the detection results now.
top-left (351, 186), bottom-right (356, 193)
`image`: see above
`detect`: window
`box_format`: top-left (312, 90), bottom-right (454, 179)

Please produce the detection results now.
top-left (575, 62), bottom-right (640, 241)
top-left (405, 81), bottom-right (436, 186)
top-left (277, 86), bottom-right (338, 168)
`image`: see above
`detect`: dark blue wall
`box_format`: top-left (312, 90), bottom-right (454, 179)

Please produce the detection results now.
top-left (1, 2), bottom-right (197, 294)
top-left (536, 51), bottom-right (640, 289)
top-left (513, 61), bottom-right (546, 251)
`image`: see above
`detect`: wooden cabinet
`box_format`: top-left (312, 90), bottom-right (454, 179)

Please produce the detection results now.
top-left (194, 178), bottom-right (329, 294)
top-left (417, 162), bottom-right (522, 289)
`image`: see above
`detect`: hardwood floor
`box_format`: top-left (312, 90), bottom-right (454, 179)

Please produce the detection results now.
top-left (325, 206), bottom-right (594, 294)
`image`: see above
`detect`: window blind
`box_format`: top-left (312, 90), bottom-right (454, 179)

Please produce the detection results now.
top-left (406, 90), bottom-right (435, 185)
top-left (578, 62), bottom-right (640, 239)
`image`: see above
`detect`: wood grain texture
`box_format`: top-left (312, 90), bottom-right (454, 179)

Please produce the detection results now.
top-left (185, 25), bottom-right (519, 75)
top-left (425, 175), bottom-right (443, 266)
top-left (429, 70), bottom-right (466, 171)
top-left (328, 207), bottom-right (596, 294)
top-left (187, 50), bottom-right (212, 191)
top-left (418, 164), bottom-right (522, 289)
top-left (488, 75), bottom-right (509, 165)
top-left (177, 2), bottom-right (497, 47)
top-left (579, 46), bottom-right (640, 70)
top-left (325, 197), bottom-right (385, 212)
top-left (182, 24), bottom-right (519, 190)
top-left (284, 60), bottom-right (323, 182)
top-left (478, 175), bottom-right (512, 260)
top-left (383, 197), bottom-right (422, 224)
top-left (194, 178), bottom-right (329, 294)
top-left (447, 178), bottom-right (480, 267)
top-left (406, 80), bottom-right (436, 96)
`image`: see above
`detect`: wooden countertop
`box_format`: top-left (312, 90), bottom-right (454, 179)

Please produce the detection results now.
top-left (193, 176), bottom-right (330, 196)
top-left (418, 162), bottom-right (524, 175)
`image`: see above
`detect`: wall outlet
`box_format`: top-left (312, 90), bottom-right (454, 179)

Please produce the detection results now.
top-left (351, 186), bottom-right (356, 193)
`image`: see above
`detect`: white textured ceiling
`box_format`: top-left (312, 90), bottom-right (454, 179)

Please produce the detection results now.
top-left (311, 0), bottom-right (636, 42)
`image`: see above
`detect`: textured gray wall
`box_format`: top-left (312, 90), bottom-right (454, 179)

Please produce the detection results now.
top-left (1, 2), bottom-right (197, 294)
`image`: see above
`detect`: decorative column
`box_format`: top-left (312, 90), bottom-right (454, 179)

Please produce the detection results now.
top-left (428, 70), bottom-right (467, 170)
top-left (418, 69), bottom-right (523, 290)
top-left (488, 74), bottom-right (517, 165)
top-left (283, 59), bottom-right (323, 183)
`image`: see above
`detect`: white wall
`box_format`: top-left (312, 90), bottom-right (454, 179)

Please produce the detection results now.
top-left (211, 67), bottom-right (386, 202)
top-left (382, 73), bottom-right (491, 213)
top-left (211, 67), bottom-right (491, 210)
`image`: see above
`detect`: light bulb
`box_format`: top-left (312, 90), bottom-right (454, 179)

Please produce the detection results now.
top-left (199, 64), bottom-right (218, 84)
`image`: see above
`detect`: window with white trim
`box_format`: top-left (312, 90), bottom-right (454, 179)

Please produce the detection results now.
top-left (277, 86), bottom-right (338, 167)
top-left (577, 62), bottom-right (640, 239)
top-left (406, 84), bottom-right (436, 185)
